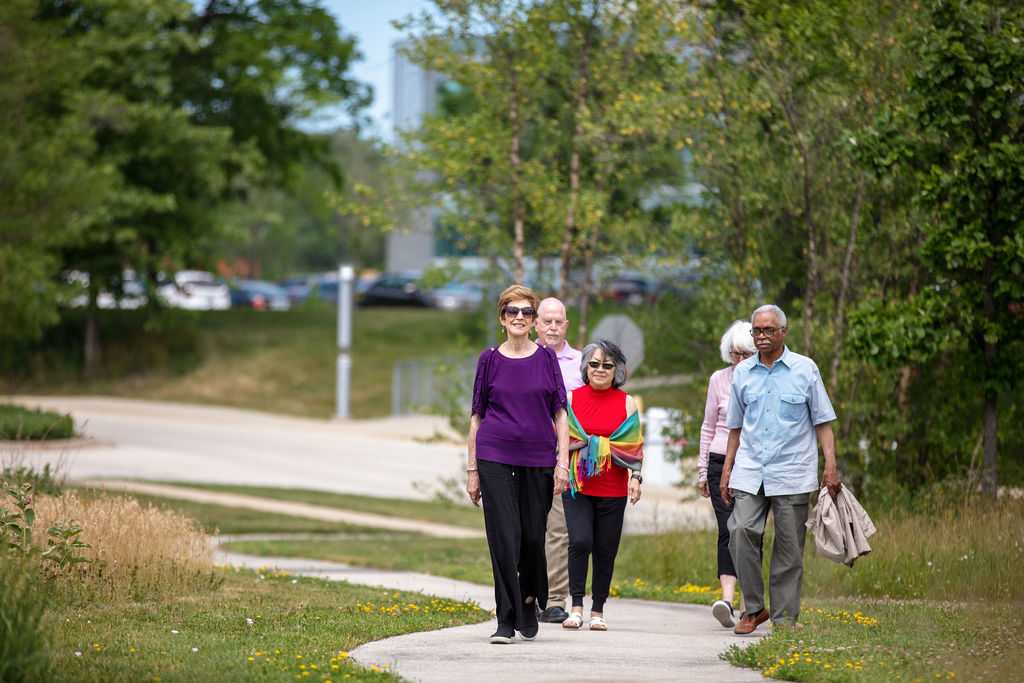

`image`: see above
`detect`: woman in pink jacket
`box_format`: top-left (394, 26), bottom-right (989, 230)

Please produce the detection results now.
top-left (698, 320), bottom-right (755, 627)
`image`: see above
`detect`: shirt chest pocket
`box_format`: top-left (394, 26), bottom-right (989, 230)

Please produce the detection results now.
top-left (742, 393), bottom-right (761, 420)
top-left (779, 393), bottom-right (808, 421)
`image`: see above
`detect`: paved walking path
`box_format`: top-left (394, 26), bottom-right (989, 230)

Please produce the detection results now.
top-left (6, 396), bottom-right (767, 682)
top-left (218, 550), bottom-right (768, 683)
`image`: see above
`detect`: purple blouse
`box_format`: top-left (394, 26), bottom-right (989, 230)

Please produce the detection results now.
top-left (472, 345), bottom-right (567, 467)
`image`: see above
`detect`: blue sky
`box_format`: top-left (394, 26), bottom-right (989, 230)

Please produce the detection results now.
top-left (320, 0), bottom-right (431, 139)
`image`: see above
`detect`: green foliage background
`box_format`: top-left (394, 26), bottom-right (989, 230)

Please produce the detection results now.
top-left (2, 0), bottom-right (1022, 499)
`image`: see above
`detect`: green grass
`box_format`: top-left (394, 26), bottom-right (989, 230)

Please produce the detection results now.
top-left (48, 567), bottom-right (490, 682)
top-left (169, 483), bottom-right (485, 530)
top-left (27, 483), bottom-right (1024, 682)
top-left (223, 535), bottom-right (494, 585)
top-left (0, 558), bottom-right (52, 682)
top-left (11, 307), bottom-right (489, 419)
top-left (723, 598), bottom-right (1024, 682)
top-left (72, 487), bottom-right (378, 536)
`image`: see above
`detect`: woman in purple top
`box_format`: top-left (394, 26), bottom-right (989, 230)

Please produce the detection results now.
top-left (466, 284), bottom-right (570, 644)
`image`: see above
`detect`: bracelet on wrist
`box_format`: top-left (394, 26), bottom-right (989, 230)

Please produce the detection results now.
top-left (556, 463), bottom-right (570, 473)
top-left (466, 467), bottom-right (478, 473)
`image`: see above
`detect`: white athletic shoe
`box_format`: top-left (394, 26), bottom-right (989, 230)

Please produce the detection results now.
top-left (712, 600), bottom-right (737, 628)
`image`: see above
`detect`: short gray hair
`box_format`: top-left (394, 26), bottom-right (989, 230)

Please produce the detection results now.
top-left (580, 340), bottom-right (629, 389)
top-left (719, 320), bottom-right (756, 363)
top-left (751, 304), bottom-right (787, 329)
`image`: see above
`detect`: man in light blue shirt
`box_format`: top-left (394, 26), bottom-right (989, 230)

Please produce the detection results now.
top-left (720, 304), bottom-right (841, 634)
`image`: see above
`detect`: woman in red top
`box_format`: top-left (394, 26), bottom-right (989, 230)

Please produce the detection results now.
top-left (561, 340), bottom-right (642, 631)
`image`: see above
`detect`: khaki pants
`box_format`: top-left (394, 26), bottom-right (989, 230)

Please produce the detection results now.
top-left (727, 488), bottom-right (810, 626)
top-left (544, 491), bottom-right (569, 608)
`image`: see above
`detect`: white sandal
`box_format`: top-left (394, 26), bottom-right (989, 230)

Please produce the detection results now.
top-left (562, 612), bottom-right (583, 629)
top-left (589, 615), bottom-right (608, 631)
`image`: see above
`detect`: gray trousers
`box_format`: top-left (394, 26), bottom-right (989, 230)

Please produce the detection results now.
top-left (727, 487), bottom-right (810, 626)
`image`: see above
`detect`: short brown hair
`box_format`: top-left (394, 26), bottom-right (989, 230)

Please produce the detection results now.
top-left (497, 284), bottom-right (540, 317)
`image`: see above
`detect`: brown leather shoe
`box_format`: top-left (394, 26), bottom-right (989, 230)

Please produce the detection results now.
top-left (733, 608), bottom-right (769, 635)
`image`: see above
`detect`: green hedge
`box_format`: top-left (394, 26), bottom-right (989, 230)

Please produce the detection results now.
top-left (0, 404), bottom-right (74, 440)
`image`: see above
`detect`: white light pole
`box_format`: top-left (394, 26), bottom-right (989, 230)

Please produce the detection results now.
top-left (336, 264), bottom-right (354, 419)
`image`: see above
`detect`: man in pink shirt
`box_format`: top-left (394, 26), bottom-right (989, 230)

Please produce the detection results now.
top-left (535, 297), bottom-right (585, 623)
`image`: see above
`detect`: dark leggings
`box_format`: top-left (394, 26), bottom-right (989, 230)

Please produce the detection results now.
top-left (707, 452), bottom-right (737, 577)
top-left (478, 459), bottom-right (554, 630)
top-left (562, 491), bottom-right (627, 613)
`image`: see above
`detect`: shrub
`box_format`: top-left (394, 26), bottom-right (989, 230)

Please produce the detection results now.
top-left (0, 461), bottom-right (64, 497)
top-left (32, 490), bottom-right (217, 601)
top-left (0, 558), bottom-right (52, 682)
top-left (0, 404), bottom-right (74, 440)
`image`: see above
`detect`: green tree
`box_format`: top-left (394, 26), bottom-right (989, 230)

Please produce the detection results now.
top-left (7, 0), bottom-right (369, 366)
top-left (849, 0), bottom-right (1024, 500)
top-left (393, 0), bottom-right (690, 341)
top-left (0, 0), bottom-right (116, 341)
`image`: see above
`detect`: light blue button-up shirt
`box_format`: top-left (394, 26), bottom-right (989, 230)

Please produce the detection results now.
top-left (726, 346), bottom-right (836, 496)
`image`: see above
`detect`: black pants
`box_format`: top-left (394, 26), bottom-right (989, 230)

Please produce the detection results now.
top-left (707, 452), bottom-right (736, 577)
top-left (562, 491), bottom-right (627, 613)
top-left (478, 459), bottom-right (554, 630)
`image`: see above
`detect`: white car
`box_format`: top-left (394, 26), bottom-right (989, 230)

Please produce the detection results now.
top-left (157, 270), bottom-right (231, 310)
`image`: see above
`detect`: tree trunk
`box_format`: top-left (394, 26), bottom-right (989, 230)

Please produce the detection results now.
top-left (980, 248), bottom-right (998, 501)
top-left (575, 172), bottom-right (605, 347)
top-left (576, 229), bottom-right (598, 349)
top-left (799, 146), bottom-right (818, 351)
top-left (981, 391), bottom-right (998, 501)
top-left (829, 179), bottom-right (863, 394)
top-left (559, 145), bottom-right (581, 299)
top-left (84, 282), bottom-right (102, 373)
top-left (558, 14), bottom-right (596, 301)
top-left (508, 74), bottom-right (525, 284)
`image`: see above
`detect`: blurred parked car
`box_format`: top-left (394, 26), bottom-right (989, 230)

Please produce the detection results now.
top-left (64, 270), bottom-right (148, 309)
top-left (424, 281), bottom-right (484, 311)
top-left (229, 280), bottom-right (290, 311)
top-left (157, 270), bottom-right (230, 310)
top-left (278, 274), bottom-right (317, 305)
top-left (359, 271), bottom-right (427, 307)
top-left (600, 273), bottom-right (660, 305)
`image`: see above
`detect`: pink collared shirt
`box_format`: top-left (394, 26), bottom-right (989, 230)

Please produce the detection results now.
top-left (541, 341), bottom-right (584, 393)
top-left (698, 365), bottom-right (733, 482)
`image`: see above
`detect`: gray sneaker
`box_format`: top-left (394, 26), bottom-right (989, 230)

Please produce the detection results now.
top-left (712, 600), bottom-right (737, 628)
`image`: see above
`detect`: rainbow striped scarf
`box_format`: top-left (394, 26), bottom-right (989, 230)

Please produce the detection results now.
top-left (567, 404), bottom-right (644, 496)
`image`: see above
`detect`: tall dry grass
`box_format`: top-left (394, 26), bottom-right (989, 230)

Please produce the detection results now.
top-left (804, 497), bottom-right (1024, 602)
top-left (31, 490), bottom-right (217, 601)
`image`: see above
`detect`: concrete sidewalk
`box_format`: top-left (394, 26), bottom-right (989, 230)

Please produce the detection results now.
top-left (219, 550), bottom-right (768, 683)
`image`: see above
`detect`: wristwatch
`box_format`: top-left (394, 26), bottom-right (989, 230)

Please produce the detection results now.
top-left (630, 472), bottom-right (643, 484)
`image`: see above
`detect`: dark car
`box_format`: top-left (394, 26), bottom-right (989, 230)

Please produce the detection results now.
top-left (229, 280), bottom-right (290, 310)
top-left (600, 273), bottom-right (660, 305)
top-left (360, 271), bottom-right (428, 307)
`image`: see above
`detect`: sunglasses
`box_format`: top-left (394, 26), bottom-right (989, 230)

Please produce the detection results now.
top-left (587, 361), bottom-right (615, 370)
top-left (503, 306), bottom-right (536, 318)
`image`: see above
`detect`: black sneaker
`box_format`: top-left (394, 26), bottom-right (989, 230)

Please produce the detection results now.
top-left (538, 605), bottom-right (569, 623)
top-left (518, 602), bottom-right (539, 640)
top-left (489, 624), bottom-right (516, 644)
